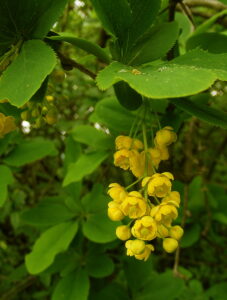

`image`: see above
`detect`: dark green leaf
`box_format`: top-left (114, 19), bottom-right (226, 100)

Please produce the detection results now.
top-left (52, 268), bottom-right (90, 300)
top-left (92, 97), bottom-right (136, 132)
top-left (21, 197), bottom-right (75, 227)
top-left (181, 224), bottom-right (201, 248)
top-left (128, 22), bottom-right (179, 65)
top-left (170, 98), bottom-right (227, 129)
top-left (0, 164), bottom-right (13, 206)
top-left (186, 33), bottom-right (227, 54)
top-left (0, 0), bottom-right (68, 54)
top-left (48, 34), bottom-right (110, 64)
top-left (71, 125), bottom-right (114, 149)
top-left (114, 81), bottom-right (142, 110)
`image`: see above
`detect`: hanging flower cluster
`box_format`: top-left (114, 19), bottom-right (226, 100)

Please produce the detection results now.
top-left (0, 113), bottom-right (16, 138)
top-left (107, 126), bottom-right (183, 261)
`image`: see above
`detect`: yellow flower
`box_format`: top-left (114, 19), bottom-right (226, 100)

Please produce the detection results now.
top-left (154, 126), bottom-right (177, 147)
top-left (150, 203), bottom-right (178, 226)
top-left (125, 239), bottom-right (146, 256)
top-left (148, 147), bottom-right (162, 168)
top-left (135, 244), bottom-right (154, 261)
top-left (129, 150), bottom-right (145, 178)
top-left (0, 113), bottom-right (16, 138)
top-left (157, 146), bottom-right (169, 161)
top-left (108, 183), bottom-right (128, 203)
top-left (114, 149), bottom-right (131, 170)
top-left (142, 172), bottom-right (174, 198)
top-left (107, 201), bottom-right (124, 221)
top-left (162, 191), bottom-right (181, 207)
top-left (163, 238), bottom-right (178, 253)
top-left (157, 224), bottom-right (169, 238)
top-left (121, 191), bottom-right (147, 219)
top-left (132, 216), bottom-right (157, 241)
top-left (116, 225), bottom-right (131, 240)
top-left (169, 225), bottom-right (184, 240)
top-left (115, 135), bottom-right (143, 150)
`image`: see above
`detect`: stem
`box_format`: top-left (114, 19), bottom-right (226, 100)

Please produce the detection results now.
top-left (57, 51), bottom-right (96, 80)
top-left (173, 184), bottom-right (189, 279)
top-left (125, 177), bottom-right (142, 190)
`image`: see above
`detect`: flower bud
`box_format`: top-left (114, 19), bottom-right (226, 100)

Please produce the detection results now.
top-left (108, 201), bottom-right (124, 221)
top-left (116, 225), bottom-right (131, 241)
top-left (163, 238), bottom-right (178, 253)
top-left (169, 225), bottom-right (184, 240)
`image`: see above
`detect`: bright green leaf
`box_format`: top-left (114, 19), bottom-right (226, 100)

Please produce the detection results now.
top-left (25, 221), bottom-right (79, 274)
top-left (52, 268), bottom-right (90, 300)
top-left (0, 165), bottom-right (13, 206)
top-left (3, 137), bottom-right (57, 167)
top-left (0, 40), bottom-right (56, 107)
top-left (206, 282), bottom-right (227, 300)
top-left (63, 151), bottom-right (109, 186)
top-left (96, 60), bottom-right (216, 99)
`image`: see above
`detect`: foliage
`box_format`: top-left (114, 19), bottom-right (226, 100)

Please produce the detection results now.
top-left (0, 0), bottom-right (227, 299)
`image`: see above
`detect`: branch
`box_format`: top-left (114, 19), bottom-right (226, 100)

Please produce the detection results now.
top-left (57, 52), bottom-right (97, 80)
top-left (183, 0), bottom-right (227, 10)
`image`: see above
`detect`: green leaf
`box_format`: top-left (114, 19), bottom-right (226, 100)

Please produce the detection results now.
top-left (172, 49), bottom-right (227, 81)
top-left (71, 125), bottom-right (114, 150)
top-left (86, 245), bottom-right (114, 278)
top-left (97, 50), bottom-right (227, 99)
top-left (127, 22), bottom-right (179, 65)
top-left (63, 151), bottom-right (109, 186)
top-left (0, 40), bottom-right (56, 107)
top-left (0, 165), bottom-right (13, 206)
top-left (127, 0), bottom-right (161, 48)
top-left (21, 197), bottom-right (75, 227)
top-left (170, 98), bottom-right (227, 130)
top-left (48, 34), bottom-right (110, 64)
top-left (193, 10), bottom-right (227, 36)
top-left (213, 212), bottom-right (227, 225)
top-left (91, 0), bottom-right (131, 47)
top-left (206, 282), bottom-right (227, 300)
top-left (92, 97), bottom-right (136, 132)
top-left (186, 33), bottom-right (227, 54)
top-left (188, 176), bottom-right (204, 213)
top-left (3, 137), bottom-right (57, 167)
top-left (25, 221), bottom-right (79, 274)
top-left (91, 283), bottom-right (129, 300)
top-left (82, 185), bottom-right (119, 243)
top-left (114, 81), bottom-right (142, 110)
top-left (96, 60), bottom-right (216, 99)
top-left (0, 0), bottom-right (68, 54)
top-left (181, 224), bottom-right (201, 248)
top-left (52, 268), bottom-right (90, 300)
top-left (135, 270), bottom-right (185, 300)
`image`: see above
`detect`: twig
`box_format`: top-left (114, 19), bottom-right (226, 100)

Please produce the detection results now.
top-left (57, 52), bottom-right (96, 80)
top-left (1, 276), bottom-right (36, 300)
top-left (184, 0), bottom-right (227, 10)
top-left (173, 184), bottom-right (189, 279)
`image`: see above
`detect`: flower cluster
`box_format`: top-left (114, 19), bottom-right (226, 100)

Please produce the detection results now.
top-left (107, 127), bottom-right (183, 261)
top-left (0, 113), bottom-right (16, 138)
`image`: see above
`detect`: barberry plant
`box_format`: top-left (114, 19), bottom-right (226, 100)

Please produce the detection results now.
top-left (1, 0), bottom-right (227, 299)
